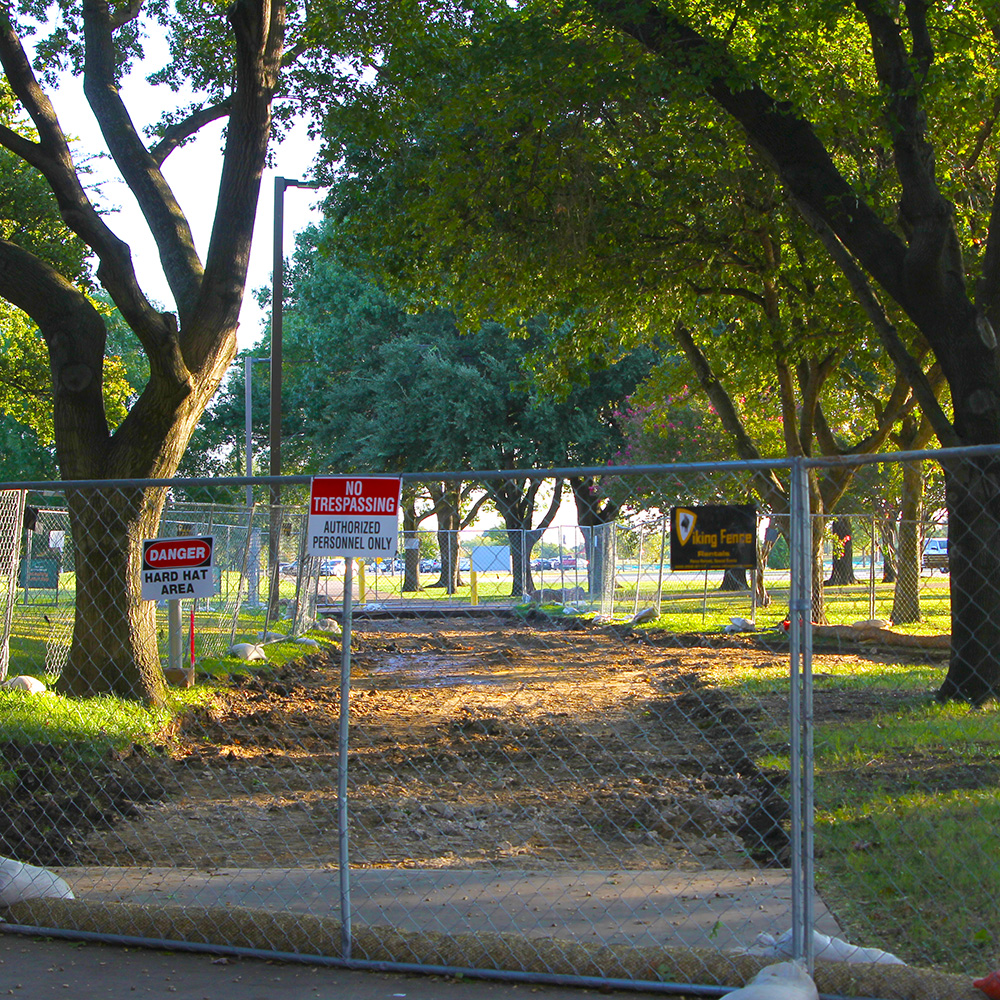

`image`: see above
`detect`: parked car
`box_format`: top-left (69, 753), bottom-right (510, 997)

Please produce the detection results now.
top-left (318, 557), bottom-right (344, 575)
top-left (922, 538), bottom-right (948, 572)
top-left (531, 557), bottom-right (559, 571)
top-left (559, 555), bottom-right (577, 569)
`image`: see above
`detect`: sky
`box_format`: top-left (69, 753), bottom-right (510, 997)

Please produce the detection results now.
top-left (49, 37), bottom-right (325, 354)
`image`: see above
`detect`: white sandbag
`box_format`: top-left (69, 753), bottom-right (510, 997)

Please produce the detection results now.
top-left (295, 637), bottom-right (320, 648)
top-left (724, 961), bottom-right (818, 1000)
top-left (1, 675), bottom-right (46, 693)
top-left (725, 617), bottom-right (757, 633)
top-left (757, 928), bottom-right (905, 965)
top-left (316, 618), bottom-right (342, 633)
top-left (630, 607), bottom-right (657, 624)
top-left (227, 643), bottom-right (267, 661)
top-left (256, 631), bottom-right (286, 642)
top-left (0, 857), bottom-right (74, 905)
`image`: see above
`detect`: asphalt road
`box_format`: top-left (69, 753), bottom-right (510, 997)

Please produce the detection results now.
top-left (0, 931), bottom-right (683, 1000)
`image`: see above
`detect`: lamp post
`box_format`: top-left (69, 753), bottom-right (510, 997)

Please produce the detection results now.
top-left (245, 355), bottom-right (269, 507)
top-left (269, 176), bottom-right (322, 610)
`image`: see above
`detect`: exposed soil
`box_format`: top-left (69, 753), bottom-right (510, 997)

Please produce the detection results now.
top-left (1, 615), bottom-right (925, 873)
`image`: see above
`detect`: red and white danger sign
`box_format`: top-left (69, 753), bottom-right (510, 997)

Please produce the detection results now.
top-left (141, 536), bottom-right (217, 600)
top-left (308, 477), bottom-right (401, 558)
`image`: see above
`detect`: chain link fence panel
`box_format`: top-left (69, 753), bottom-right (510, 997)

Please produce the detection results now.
top-left (0, 452), bottom-right (996, 1000)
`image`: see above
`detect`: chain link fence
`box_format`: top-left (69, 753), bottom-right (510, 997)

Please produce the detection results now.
top-left (0, 451), bottom-right (997, 999)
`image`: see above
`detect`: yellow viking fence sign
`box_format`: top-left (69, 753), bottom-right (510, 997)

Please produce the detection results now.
top-left (670, 504), bottom-right (757, 571)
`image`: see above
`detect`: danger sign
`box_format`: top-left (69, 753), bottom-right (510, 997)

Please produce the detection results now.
top-left (308, 477), bottom-right (402, 558)
top-left (141, 536), bottom-right (217, 600)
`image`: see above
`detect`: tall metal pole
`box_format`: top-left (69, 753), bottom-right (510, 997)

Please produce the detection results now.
top-left (338, 557), bottom-right (355, 958)
top-left (269, 177), bottom-right (322, 615)
top-left (270, 177), bottom-right (286, 494)
top-left (245, 355), bottom-right (254, 509)
top-left (268, 178), bottom-right (287, 615)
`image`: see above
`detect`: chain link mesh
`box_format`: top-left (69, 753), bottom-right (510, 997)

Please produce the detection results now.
top-left (0, 454), bottom-right (995, 999)
top-left (0, 489), bottom-right (25, 682)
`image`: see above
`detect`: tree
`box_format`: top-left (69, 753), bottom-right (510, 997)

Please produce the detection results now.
top-left (572, 1), bottom-right (1000, 700)
top-left (317, 5), bottom-right (939, 625)
top-left (0, 2), bottom-right (286, 702)
top-left (274, 230), bottom-right (654, 596)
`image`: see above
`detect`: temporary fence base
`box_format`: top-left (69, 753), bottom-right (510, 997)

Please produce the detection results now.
top-left (49, 865), bottom-right (843, 953)
top-left (1, 897), bottom-right (981, 1000)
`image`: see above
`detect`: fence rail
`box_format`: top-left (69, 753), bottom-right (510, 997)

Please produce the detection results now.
top-left (0, 448), bottom-right (996, 999)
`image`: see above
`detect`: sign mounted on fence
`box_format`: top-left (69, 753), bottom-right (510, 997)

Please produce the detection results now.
top-left (141, 536), bottom-right (217, 600)
top-left (308, 476), bottom-right (402, 559)
top-left (670, 504), bottom-right (756, 571)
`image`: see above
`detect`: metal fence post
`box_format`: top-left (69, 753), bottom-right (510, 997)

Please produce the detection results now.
top-left (338, 556), bottom-right (355, 958)
top-left (788, 457), bottom-right (815, 970)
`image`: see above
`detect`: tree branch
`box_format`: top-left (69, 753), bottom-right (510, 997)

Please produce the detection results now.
top-left (683, 278), bottom-right (765, 306)
top-left (671, 321), bottom-right (788, 506)
top-left (195, 0), bottom-right (285, 352)
top-left (856, 0), bottom-right (960, 296)
top-left (83, 0), bottom-right (205, 320)
top-left (586, 0), bottom-right (938, 324)
top-left (0, 238), bottom-right (111, 464)
top-left (0, 10), bottom-right (180, 373)
top-left (109, 0), bottom-right (144, 31)
top-left (978, 165), bottom-right (1000, 332)
top-left (792, 193), bottom-right (959, 446)
top-left (149, 99), bottom-right (233, 167)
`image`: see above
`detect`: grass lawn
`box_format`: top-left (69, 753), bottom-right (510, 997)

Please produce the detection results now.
top-left (709, 655), bottom-right (1000, 973)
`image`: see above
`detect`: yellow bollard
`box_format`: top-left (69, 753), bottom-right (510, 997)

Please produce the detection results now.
top-left (358, 560), bottom-right (366, 603)
top-left (470, 569), bottom-right (479, 605)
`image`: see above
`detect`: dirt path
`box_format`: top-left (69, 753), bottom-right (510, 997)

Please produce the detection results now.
top-left (46, 617), bottom-right (795, 873)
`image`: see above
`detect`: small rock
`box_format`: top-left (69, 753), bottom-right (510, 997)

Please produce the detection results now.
top-left (228, 643), bottom-right (267, 661)
top-left (163, 666), bottom-right (194, 688)
top-left (1, 675), bottom-right (46, 693)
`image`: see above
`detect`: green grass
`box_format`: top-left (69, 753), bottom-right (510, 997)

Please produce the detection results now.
top-left (0, 601), bottom-right (339, 752)
top-left (0, 687), bottom-right (202, 752)
top-left (706, 648), bottom-right (1000, 973)
top-left (811, 696), bottom-right (1000, 972)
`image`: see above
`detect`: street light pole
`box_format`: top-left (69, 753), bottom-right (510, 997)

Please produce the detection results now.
top-left (269, 176), bottom-right (321, 609)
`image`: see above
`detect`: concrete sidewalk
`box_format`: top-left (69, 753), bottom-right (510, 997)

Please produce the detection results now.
top-left (57, 866), bottom-right (841, 954)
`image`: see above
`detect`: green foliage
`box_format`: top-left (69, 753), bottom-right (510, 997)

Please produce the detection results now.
top-left (224, 224), bottom-right (656, 480)
top-left (767, 535), bottom-right (790, 570)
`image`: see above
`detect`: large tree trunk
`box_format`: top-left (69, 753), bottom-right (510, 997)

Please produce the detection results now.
top-left (825, 516), bottom-right (857, 585)
top-left (890, 461), bottom-right (922, 624)
top-left (428, 484), bottom-right (461, 592)
top-left (63, 486), bottom-right (168, 704)
top-left (570, 476), bottom-right (619, 596)
top-left (719, 568), bottom-right (750, 591)
top-left (938, 456), bottom-right (1000, 704)
top-left (880, 522), bottom-right (898, 584)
